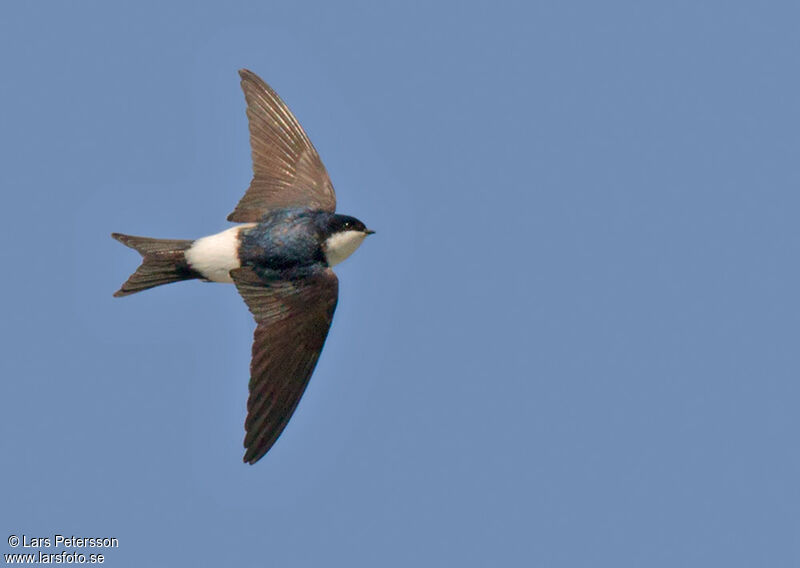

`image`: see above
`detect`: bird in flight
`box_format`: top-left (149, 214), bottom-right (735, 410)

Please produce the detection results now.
top-left (112, 69), bottom-right (373, 464)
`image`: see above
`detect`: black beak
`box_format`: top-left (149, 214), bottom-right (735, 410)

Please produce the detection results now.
top-left (365, 229), bottom-right (376, 235)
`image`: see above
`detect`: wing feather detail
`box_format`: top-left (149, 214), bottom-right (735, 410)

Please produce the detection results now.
top-left (228, 70), bottom-right (336, 222)
top-left (231, 266), bottom-right (338, 464)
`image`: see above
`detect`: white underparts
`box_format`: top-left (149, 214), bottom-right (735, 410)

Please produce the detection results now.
top-left (324, 230), bottom-right (367, 267)
top-left (185, 224), bottom-right (255, 283)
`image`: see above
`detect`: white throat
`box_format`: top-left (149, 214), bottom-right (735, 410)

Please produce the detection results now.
top-left (324, 230), bottom-right (367, 267)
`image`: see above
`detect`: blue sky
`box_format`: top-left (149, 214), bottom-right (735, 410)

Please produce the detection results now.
top-left (1, 1), bottom-right (798, 566)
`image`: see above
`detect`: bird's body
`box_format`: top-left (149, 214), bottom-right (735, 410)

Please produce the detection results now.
top-left (112, 70), bottom-right (373, 464)
top-left (184, 223), bottom-right (255, 284)
top-left (183, 209), bottom-right (369, 284)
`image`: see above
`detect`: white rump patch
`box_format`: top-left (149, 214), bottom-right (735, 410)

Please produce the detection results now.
top-left (324, 230), bottom-right (367, 267)
top-left (185, 224), bottom-right (255, 283)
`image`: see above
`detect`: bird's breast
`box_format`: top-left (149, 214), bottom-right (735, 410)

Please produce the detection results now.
top-left (239, 221), bottom-right (325, 272)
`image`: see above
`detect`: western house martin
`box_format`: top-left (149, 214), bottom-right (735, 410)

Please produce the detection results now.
top-left (112, 69), bottom-right (373, 464)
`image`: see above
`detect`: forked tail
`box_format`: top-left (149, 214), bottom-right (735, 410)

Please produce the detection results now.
top-left (112, 233), bottom-right (199, 297)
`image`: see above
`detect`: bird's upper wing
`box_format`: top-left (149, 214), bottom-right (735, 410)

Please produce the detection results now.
top-left (228, 69), bottom-right (337, 222)
top-left (231, 266), bottom-right (339, 464)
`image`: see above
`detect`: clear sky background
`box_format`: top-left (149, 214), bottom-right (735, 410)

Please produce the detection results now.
top-left (1, 1), bottom-right (798, 566)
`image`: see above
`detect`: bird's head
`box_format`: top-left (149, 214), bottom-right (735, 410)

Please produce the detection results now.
top-left (322, 214), bottom-right (374, 267)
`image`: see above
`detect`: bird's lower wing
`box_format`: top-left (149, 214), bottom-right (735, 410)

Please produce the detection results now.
top-left (231, 266), bottom-right (339, 464)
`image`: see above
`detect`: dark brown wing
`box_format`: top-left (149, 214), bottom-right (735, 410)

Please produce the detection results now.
top-left (228, 69), bottom-right (337, 222)
top-left (231, 266), bottom-right (339, 464)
